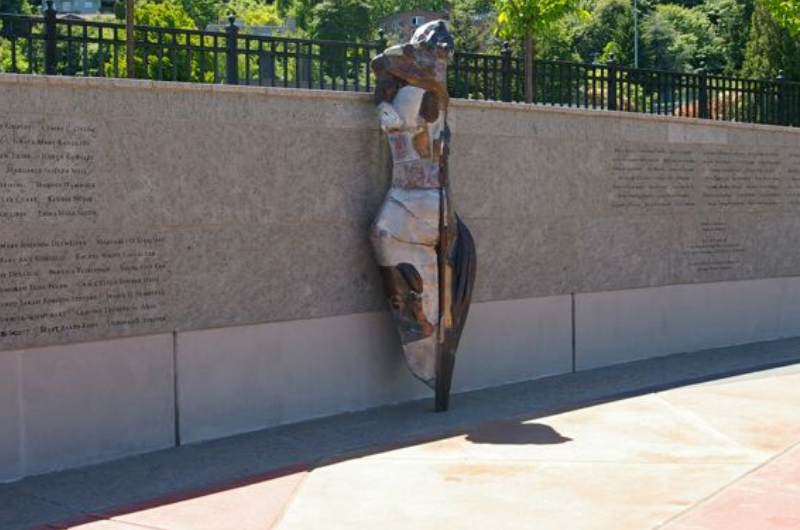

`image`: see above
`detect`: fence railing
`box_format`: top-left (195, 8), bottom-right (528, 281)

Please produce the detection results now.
top-left (2, 5), bottom-right (799, 127)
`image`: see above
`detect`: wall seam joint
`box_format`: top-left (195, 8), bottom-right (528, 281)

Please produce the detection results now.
top-left (16, 352), bottom-right (25, 478)
top-left (172, 331), bottom-right (181, 447)
top-left (571, 293), bottom-right (576, 373)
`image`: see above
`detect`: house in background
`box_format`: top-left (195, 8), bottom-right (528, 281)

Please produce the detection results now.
top-left (50, 0), bottom-right (102, 14)
top-left (378, 9), bottom-right (449, 42)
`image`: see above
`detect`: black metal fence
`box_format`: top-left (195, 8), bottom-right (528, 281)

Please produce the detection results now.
top-left (2, 4), bottom-right (799, 127)
top-left (0, 9), bottom-right (381, 90)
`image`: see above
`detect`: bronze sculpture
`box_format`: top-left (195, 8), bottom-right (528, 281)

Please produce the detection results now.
top-left (370, 20), bottom-right (476, 412)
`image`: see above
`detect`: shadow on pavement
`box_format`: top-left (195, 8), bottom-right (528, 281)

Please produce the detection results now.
top-left (466, 422), bottom-right (572, 445)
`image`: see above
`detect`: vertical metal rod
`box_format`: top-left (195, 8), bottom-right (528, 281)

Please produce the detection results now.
top-left (126, 0), bottom-right (134, 77)
top-left (777, 70), bottom-right (787, 126)
top-left (82, 23), bottom-right (89, 76)
top-left (698, 67), bottom-right (708, 119)
top-left (244, 38), bottom-right (251, 84)
top-left (225, 15), bottom-right (238, 85)
top-left (607, 57), bottom-right (617, 111)
top-left (44, 1), bottom-right (57, 75)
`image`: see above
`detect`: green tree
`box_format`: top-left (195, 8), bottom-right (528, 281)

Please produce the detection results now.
top-left (536, 17), bottom-right (582, 60)
top-left (495, 0), bottom-right (586, 101)
top-left (0, 0), bottom-right (34, 73)
top-left (309, 0), bottom-right (372, 41)
top-left (228, 0), bottom-right (282, 26)
top-left (110, 0), bottom-right (207, 81)
top-left (177, 0), bottom-right (221, 28)
top-left (367, 0), bottom-right (448, 24)
top-left (0, 0), bottom-right (33, 13)
top-left (742, 0), bottom-right (800, 81)
top-left (114, 0), bottom-right (196, 27)
top-left (761, 0), bottom-right (800, 37)
top-left (450, 0), bottom-right (493, 53)
top-left (288, 0), bottom-right (321, 31)
top-left (641, 4), bottom-right (723, 72)
top-left (701, 0), bottom-right (753, 74)
top-left (133, 0), bottom-right (196, 28)
top-left (573, 0), bottom-right (636, 64)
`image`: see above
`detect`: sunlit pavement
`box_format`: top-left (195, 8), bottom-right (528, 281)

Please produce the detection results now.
top-left (275, 365), bottom-right (800, 530)
top-left (5, 341), bottom-right (800, 530)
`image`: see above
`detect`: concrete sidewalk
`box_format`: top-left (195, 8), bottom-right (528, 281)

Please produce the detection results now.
top-left (4, 338), bottom-right (800, 530)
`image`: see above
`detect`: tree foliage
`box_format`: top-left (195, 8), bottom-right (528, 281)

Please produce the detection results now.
top-left (309, 0), bottom-right (372, 41)
top-left (760, 0), bottom-right (800, 37)
top-left (228, 0), bottom-right (282, 26)
top-left (449, 0), bottom-right (494, 52)
top-left (113, 0), bottom-right (280, 29)
top-left (742, 0), bottom-right (800, 80)
top-left (573, 0), bottom-right (635, 63)
top-left (495, 0), bottom-right (585, 41)
top-left (495, 0), bottom-right (585, 100)
top-left (367, 0), bottom-right (448, 23)
top-left (700, 0), bottom-right (752, 73)
top-left (0, 0), bottom-right (32, 13)
top-left (132, 0), bottom-right (196, 28)
top-left (176, 0), bottom-right (221, 28)
top-left (640, 4), bottom-right (722, 71)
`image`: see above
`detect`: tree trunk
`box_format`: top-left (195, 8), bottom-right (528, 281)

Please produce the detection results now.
top-left (524, 29), bottom-right (534, 103)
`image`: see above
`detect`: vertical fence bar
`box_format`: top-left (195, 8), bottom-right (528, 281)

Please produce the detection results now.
top-left (44, 1), bottom-right (57, 75)
top-left (777, 70), bottom-right (786, 126)
top-left (283, 39), bottom-right (290, 88)
top-left (698, 67), bottom-right (708, 119)
top-left (225, 15), bottom-right (238, 85)
top-left (26, 21), bottom-right (34, 73)
top-left (98, 28), bottom-right (106, 78)
top-left (9, 27), bottom-right (18, 74)
top-left (606, 57), bottom-right (617, 111)
top-left (156, 29), bottom-right (164, 80)
top-left (81, 23), bottom-right (88, 76)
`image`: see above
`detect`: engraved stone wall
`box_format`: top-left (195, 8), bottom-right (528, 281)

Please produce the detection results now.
top-left (451, 107), bottom-right (800, 299)
top-left (1, 75), bottom-right (799, 351)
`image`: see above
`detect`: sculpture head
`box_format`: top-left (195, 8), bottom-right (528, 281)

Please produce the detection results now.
top-left (409, 20), bottom-right (454, 61)
top-left (371, 19), bottom-right (453, 105)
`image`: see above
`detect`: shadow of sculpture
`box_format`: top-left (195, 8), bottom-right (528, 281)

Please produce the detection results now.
top-left (466, 422), bottom-right (572, 445)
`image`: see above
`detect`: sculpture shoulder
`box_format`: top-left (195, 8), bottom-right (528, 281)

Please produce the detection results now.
top-left (372, 46), bottom-right (408, 105)
top-left (371, 45), bottom-right (415, 74)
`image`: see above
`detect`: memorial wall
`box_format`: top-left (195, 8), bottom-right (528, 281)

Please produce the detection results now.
top-left (3, 74), bottom-right (800, 481)
top-left (1, 77), bottom-right (800, 352)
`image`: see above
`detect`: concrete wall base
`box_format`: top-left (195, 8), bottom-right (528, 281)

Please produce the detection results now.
top-left (576, 277), bottom-right (800, 370)
top-left (176, 295), bottom-right (573, 444)
top-left (0, 335), bottom-right (175, 482)
top-left (3, 278), bottom-right (800, 482)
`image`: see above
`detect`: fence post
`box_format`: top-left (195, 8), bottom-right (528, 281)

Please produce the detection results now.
top-left (501, 41), bottom-right (512, 103)
top-left (697, 66), bottom-right (708, 119)
top-left (777, 70), bottom-right (787, 126)
top-left (376, 28), bottom-right (387, 52)
top-left (225, 15), bottom-right (239, 85)
top-left (44, 0), bottom-right (57, 75)
top-left (606, 55), bottom-right (617, 111)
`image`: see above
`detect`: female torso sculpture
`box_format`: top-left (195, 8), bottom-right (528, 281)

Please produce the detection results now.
top-left (370, 21), bottom-right (476, 411)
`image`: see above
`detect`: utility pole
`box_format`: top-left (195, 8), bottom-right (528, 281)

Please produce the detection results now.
top-left (126, 0), bottom-right (134, 77)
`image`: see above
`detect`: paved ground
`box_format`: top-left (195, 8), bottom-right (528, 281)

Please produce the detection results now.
top-left (4, 338), bottom-right (800, 530)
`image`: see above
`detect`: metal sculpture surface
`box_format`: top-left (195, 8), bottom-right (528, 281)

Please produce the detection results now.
top-left (370, 20), bottom-right (477, 412)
